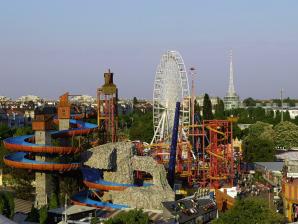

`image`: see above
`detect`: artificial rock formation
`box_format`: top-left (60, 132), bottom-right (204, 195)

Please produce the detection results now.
top-left (83, 141), bottom-right (175, 210)
top-left (83, 142), bottom-right (134, 184)
top-left (111, 156), bottom-right (175, 209)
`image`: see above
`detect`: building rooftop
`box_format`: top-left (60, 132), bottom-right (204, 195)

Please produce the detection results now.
top-left (254, 162), bottom-right (284, 172)
top-left (162, 196), bottom-right (217, 223)
top-left (276, 151), bottom-right (298, 161)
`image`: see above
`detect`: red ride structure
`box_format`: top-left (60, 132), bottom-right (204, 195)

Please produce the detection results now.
top-left (150, 119), bottom-right (235, 189)
top-left (203, 120), bottom-right (234, 189)
top-left (97, 69), bottom-right (118, 143)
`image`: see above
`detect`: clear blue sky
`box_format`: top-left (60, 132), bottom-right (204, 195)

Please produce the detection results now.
top-left (0, 0), bottom-right (297, 100)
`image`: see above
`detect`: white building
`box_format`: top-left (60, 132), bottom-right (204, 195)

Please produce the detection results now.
top-left (0, 96), bottom-right (12, 102)
top-left (71, 95), bottom-right (95, 105)
top-left (17, 95), bottom-right (42, 103)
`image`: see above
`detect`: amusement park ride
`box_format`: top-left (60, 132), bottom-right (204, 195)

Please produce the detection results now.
top-left (144, 50), bottom-right (235, 190)
top-left (2, 50), bottom-right (237, 211)
top-left (97, 69), bottom-right (118, 143)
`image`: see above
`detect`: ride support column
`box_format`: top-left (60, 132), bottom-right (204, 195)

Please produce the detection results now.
top-left (35, 131), bottom-right (53, 208)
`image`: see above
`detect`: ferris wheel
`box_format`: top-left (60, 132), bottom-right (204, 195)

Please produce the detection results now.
top-left (151, 51), bottom-right (190, 144)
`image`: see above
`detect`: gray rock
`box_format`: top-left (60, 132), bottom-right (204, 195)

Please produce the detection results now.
top-left (83, 141), bottom-right (175, 209)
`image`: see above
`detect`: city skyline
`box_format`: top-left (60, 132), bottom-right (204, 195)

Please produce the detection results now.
top-left (0, 1), bottom-right (297, 99)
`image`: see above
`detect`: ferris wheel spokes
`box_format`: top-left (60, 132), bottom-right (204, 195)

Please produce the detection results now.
top-left (152, 51), bottom-right (190, 144)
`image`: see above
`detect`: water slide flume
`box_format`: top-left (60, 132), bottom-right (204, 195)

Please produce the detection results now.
top-left (3, 113), bottom-right (153, 210)
top-left (80, 168), bottom-right (153, 191)
top-left (3, 119), bottom-right (97, 172)
top-left (71, 191), bottom-right (129, 210)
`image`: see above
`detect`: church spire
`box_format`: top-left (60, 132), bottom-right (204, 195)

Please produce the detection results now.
top-left (227, 50), bottom-right (236, 96)
top-left (223, 49), bottom-right (240, 110)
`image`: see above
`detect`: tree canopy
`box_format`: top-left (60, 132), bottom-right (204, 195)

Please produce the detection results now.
top-left (212, 197), bottom-right (286, 224)
top-left (0, 192), bottom-right (15, 219)
top-left (243, 122), bottom-right (275, 162)
top-left (203, 93), bottom-right (213, 120)
top-left (26, 205), bottom-right (39, 222)
top-left (274, 121), bottom-right (298, 149)
top-left (10, 168), bottom-right (34, 200)
top-left (246, 121), bottom-right (274, 142)
top-left (214, 98), bottom-right (225, 119)
top-left (129, 111), bottom-right (153, 143)
top-left (39, 205), bottom-right (48, 224)
top-left (104, 209), bottom-right (149, 224)
top-left (243, 97), bottom-right (256, 107)
top-left (243, 137), bottom-right (275, 162)
top-left (14, 126), bottom-right (33, 137)
top-left (49, 193), bottom-right (59, 209)
top-left (0, 124), bottom-right (14, 139)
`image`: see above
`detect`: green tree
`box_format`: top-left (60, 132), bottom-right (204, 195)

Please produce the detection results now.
top-left (243, 136), bottom-right (275, 162)
top-left (0, 194), bottom-right (6, 216)
top-left (203, 93), bottom-right (213, 120)
top-left (91, 217), bottom-right (100, 224)
top-left (192, 99), bottom-right (202, 123)
top-left (14, 126), bottom-right (33, 137)
top-left (129, 111), bottom-right (153, 143)
top-left (212, 197), bottom-right (286, 224)
top-left (3, 192), bottom-right (14, 218)
top-left (39, 205), bottom-right (48, 224)
top-left (273, 99), bottom-right (282, 107)
top-left (0, 142), bottom-right (9, 168)
top-left (10, 169), bottom-right (34, 200)
top-left (58, 174), bottom-right (83, 205)
top-left (233, 124), bottom-right (242, 140)
top-left (284, 110), bottom-right (291, 121)
top-left (243, 97), bottom-right (256, 107)
top-left (0, 124), bottom-right (14, 168)
top-left (274, 121), bottom-right (298, 149)
top-left (0, 124), bottom-right (14, 139)
top-left (214, 98), bottom-right (225, 119)
top-left (263, 110), bottom-right (275, 124)
top-left (242, 122), bottom-right (275, 162)
top-left (49, 193), bottom-right (59, 209)
top-left (247, 107), bottom-right (266, 122)
top-left (284, 97), bottom-right (296, 107)
top-left (0, 197), bottom-right (4, 215)
top-left (26, 205), bottom-right (39, 222)
top-left (293, 116), bottom-right (298, 126)
top-left (133, 97), bottom-right (138, 106)
top-left (0, 192), bottom-right (15, 218)
top-left (275, 110), bottom-right (281, 124)
top-left (227, 108), bottom-right (251, 124)
top-left (246, 121), bottom-right (274, 141)
top-left (194, 99), bottom-right (201, 115)
top-left (105, 209), bottom-right (149, 224)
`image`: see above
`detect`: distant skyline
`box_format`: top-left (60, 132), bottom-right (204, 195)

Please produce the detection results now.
top-left (0, 1), bottom-right (297, 100)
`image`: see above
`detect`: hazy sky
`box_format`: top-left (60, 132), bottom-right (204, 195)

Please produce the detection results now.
top-left (0, 1), bottom-right (297, 100)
